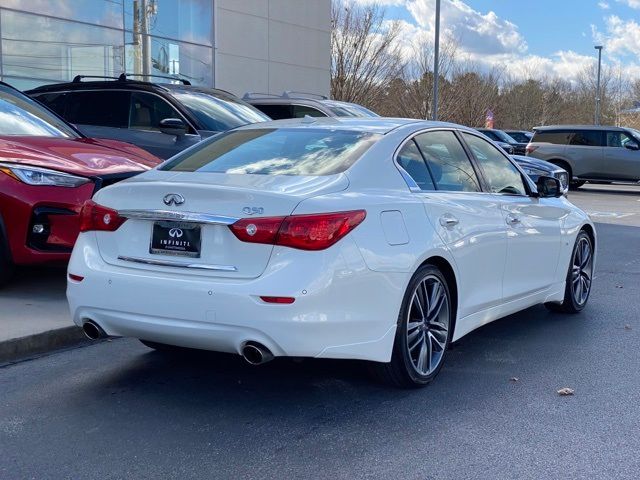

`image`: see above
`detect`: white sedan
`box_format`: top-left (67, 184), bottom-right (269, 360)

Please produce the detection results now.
top-left (67, 118), bottom-right (595, 387)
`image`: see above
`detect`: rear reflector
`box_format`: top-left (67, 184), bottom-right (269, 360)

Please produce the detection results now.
top-left (68, 273), bottom-right (84, 282)
top-left (79, 200), bottom-right (127, 232)
top-left (260, 296), bottom-right (295, 304)
top-left (229, 210), bottom-right (366, 251)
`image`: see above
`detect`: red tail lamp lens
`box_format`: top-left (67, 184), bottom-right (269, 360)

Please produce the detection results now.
top-left (68, 273), bottom-right (84, 282)
top-left (229, 210), bottom-right (366, 251)
top-left (79, 200), bottom-right (126, 232)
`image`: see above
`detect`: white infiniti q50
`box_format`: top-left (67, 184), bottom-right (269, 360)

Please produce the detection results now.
top-left (67, 118), bottom-right (595, 387)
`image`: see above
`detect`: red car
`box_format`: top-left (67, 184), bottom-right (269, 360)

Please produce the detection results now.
top-left (0, 82), bottom-right (161, 285)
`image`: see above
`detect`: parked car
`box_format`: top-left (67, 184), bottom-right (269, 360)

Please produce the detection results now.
top-left (504, 130), bottom-right (533, 143)
top-left (0, 81), bottom-right (161, 286)
top-left (26, 74), bottom-right (270, 159)
top-left (243, 91), bottom-right (379, 119)
top-left (526, 125), bottom-right (640, 188)
top-left (511, 155), bottom-right (569, 194)
top-left (477, 128), bottom-right (527, 155)
top-left (67, 117), bottom-right (595, 388)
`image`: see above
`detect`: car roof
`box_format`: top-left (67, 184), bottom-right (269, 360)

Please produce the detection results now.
top-left (235, 117), bottom-right (472, 135)
top-left (26, 78), bottom-right (236, 98)
top-left (533, 125), bottom-right (627, 131)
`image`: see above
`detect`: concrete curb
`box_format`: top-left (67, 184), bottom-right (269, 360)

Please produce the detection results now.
top-left (0, 326), bottom-right (90, 365)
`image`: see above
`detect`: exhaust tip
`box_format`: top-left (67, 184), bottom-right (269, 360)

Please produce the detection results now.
top-left (241, 342), bottom-right (274, 365)
top-left (82, 321), bottom-right (105, 340)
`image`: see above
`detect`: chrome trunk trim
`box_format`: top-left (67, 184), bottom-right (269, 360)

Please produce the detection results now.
top-left (117, 255), bottom-right (238, 272)
top-left (118, 209), bottom-right (239, 225)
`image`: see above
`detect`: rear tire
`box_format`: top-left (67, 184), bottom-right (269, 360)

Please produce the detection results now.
top-left (569, 181), bottom-right (586, 190)
top-left (372, 264), bottom-right (453, 388)
top-left (545, 230), bottom-right (593, 313)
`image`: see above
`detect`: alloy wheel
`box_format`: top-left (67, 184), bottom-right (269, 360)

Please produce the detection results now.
top-left (571, 236), bottom-right (593, 306)
top-left (406, 275), bottom-right (450, 376)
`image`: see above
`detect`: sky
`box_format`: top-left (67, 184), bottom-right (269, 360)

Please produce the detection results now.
top-left (351, 0), bottom-right (640, 82)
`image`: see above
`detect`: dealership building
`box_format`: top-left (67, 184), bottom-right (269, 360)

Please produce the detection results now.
top-left (0, 0), bottom-right (330, 96)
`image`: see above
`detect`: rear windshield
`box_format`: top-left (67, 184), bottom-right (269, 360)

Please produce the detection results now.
top-left (160, 128), bottom-right (381, 175)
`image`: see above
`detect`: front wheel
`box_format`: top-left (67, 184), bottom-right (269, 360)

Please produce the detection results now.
top-left (0, 232), bottom-right (14, 288)
top-left (546, 230), bottom-right (594, 313)
top-left (373, 264), bottom-right (453, 388)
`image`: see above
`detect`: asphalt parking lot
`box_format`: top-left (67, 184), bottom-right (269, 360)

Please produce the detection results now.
top-left (1, 184), bottom-right (639, 479)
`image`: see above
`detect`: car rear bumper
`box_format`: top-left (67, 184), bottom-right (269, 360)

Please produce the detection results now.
top-left (67, 233), bottom-right (404, 362)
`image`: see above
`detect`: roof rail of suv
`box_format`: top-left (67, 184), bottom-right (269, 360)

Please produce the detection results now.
top-left (243, 91), bottom-right (329, 100)
top-left (71, 73), bottom-right (191, 86)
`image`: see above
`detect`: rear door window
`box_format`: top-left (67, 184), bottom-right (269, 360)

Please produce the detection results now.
top-left (160, 128), bottom-right (381, 175)
top-left (64, 91), bottom-right (129, 128)
top-left (396, 140), bottom-right (435, 191)
top-left (414, 130), bottom-right (481, 192)
top-left (531, 130), bottom-right (572, 144)
top-left (569, 130), bottom-right (603, 146)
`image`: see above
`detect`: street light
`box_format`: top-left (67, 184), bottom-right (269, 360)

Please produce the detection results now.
top-left (595, 45), bottom-right (603, 125)
top-left (432, 0), bottom-right (441, 121)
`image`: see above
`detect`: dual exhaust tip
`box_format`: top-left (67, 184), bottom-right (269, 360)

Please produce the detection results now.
top-left (83, 321), bottom-right (274, 366)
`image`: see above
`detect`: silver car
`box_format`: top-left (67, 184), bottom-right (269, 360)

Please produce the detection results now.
top-left (526, 125), bottom-right (640, 188)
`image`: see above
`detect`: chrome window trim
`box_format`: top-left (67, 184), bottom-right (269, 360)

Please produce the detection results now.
top-left (117, 255), bottom-right (237, 272)
top-left (118, 209), bottom-right (239, 225)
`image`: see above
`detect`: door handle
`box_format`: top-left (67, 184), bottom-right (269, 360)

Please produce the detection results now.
top-left (506, 214), bottom-right (521, 226)
top-left (439, 214), bottom-right (459, 228)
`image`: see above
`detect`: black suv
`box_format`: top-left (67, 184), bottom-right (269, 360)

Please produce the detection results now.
top-left (476, 128), bottom-right (527, 155)
top-left (243, 92), bottom-right (379, 120)
top-left (27, 75), bottom-right (270, 159)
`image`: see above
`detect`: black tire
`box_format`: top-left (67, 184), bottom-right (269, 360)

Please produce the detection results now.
top-left (545, 230), bottom-right (594, 314)
top-left (0, 229), bottom-right (14, 287)
top-left (569, 180), bottom-right (586, 190)
top-left (372, 264), bottom-right (454, 388)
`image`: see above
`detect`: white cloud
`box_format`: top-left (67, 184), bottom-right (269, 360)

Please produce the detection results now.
top-left (599, 1), bottom-right (611, 9)
top-left (593, 15), bottom-right (640, 58)
top-left (616, 0), bottom-right (640, 8)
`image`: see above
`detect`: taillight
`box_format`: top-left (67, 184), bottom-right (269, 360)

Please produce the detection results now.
top-left (229, 210), bottom-right (366, 251)
top-left (79, 200), bottom-right (127, 232)
top-left (525, 145), bottom-right (538, 154)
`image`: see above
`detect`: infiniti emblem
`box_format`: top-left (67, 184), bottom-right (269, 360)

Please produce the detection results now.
top-left (169, 228), bottom-right (183, 238)
top-left (163, 193), bottom-right (185, 206)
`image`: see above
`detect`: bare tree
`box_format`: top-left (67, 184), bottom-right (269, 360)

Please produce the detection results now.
top-left (331, 0), bottom-right (404, 108)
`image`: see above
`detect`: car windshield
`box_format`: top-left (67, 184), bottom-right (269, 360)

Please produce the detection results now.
top-left (628, 128), bottom-right (640, 143)
top-left (324, 102), bottom-right (379, 118)
top-left (160, 128), bottom-right (381, 176)
top-left (169, 90), bottom-right (270, 131)
top-left (0, 84), bottom-right (79, 138)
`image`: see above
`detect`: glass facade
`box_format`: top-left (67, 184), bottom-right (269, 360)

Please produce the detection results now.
top-left (0, 0), bottom-right (214, 90)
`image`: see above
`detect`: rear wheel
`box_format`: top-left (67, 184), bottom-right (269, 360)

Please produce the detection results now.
top-left (546, 230), bottom-right (594, 313)
top-left (373, 264), bottom-right (453, 388)
top-left (570, 180), bottom-right (586, 190)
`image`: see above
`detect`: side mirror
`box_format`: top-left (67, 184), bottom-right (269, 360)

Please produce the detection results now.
top-left (159, 118), bottom-right (188, 137)
top-left (624, 140), bottom-right (639, 151)
top-left (535, 176), bottom-right (562, 198)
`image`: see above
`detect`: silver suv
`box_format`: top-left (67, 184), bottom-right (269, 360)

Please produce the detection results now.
top-left (526, 125), bottom-right (640, 188)
top-left (243, 92), bottom-right (379, 119)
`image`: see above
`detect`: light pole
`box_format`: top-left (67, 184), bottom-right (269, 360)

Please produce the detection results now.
top-left (432, 0), bottom-right (441, 121)
top-left (595, 45), bottom-right (603, 125)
